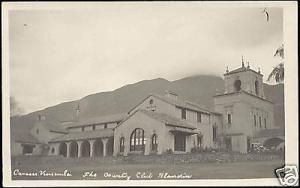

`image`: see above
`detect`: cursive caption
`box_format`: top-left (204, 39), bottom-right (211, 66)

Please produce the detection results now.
top-left (13, 169), bottom-right (193, 179)
top-left (13, 169), bottom-right (72, 177)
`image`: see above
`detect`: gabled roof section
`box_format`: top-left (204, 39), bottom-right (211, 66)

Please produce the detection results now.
top-left (11, 130), bottom-right (42, 144)
top-left (36, 121), bottom-right (68, 133)
top-left (224, 66), bottom-right (262, 76)
top-left (128, 93), bottom-right (212, 115)
top-left (116, 109), bottom-right (196, 130)
top-left (49, 128), bottom-right (114, 142)
top-left (214, 90), bottom-right (273, 103)
top-left (140, 110), bottom-right (196, 130)
top-left (66, 113), bottom-right (127, 128)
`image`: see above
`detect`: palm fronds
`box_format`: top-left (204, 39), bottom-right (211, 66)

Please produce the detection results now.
top-left (268, 44), bottom-right (284, 83)
top-left (267, 63), bottom-right (284, 83)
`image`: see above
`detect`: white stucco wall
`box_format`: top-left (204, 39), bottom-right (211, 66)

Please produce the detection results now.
top-left (129, 96), bottom-right (177, 117)
top-left (30, 124), bottom-right (66, 144)
top-left (11, 141), bottom-right (42, 156)
top-left (113, 111), bottom-right (166, 156)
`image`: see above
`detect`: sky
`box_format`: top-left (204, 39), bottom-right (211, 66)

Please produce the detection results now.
top-left (9, 4), bottom-right (283, 114)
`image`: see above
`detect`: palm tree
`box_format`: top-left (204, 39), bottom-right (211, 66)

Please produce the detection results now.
top-left (267, 44), bottom-right (284, 83)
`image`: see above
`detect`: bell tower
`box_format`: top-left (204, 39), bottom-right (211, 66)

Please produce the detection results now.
top-left (224, 58), bottom-right (265, 99)
top-left (214, 58), bottom-right (274, 154)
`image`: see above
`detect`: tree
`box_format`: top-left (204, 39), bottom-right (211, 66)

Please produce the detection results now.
top-left (267, 44), bottom-right (284, 83)
top-left (10, 96), bottom-right (25, 117)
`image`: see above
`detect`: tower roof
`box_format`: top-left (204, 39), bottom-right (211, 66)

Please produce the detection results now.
top-left (224, 65), bottom-right (262, 76)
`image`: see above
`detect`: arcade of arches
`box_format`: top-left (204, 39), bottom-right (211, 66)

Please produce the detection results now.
top-left (56, 137), bottom-right (114, 158)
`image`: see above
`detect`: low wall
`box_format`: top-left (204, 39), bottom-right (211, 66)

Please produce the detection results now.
top-left (114, 152), bottom-right (284, 164)
top-left (12, 151), bottom-right (284, 167)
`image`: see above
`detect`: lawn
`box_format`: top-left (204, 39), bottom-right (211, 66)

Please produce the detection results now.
top-left (11, 159), bottom-right (284, 180)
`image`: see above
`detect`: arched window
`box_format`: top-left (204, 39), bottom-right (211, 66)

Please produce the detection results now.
top-left (151, 134), bottom-right (158, 151)
top-left (149, 99), bottom-right (154, 105)
top-left (255, 81), bottom-right (259, 95)
top-left (234, 79), bottom-right (241, 91)
top-left (130, 128), bottom-right (145, 151)
top-left (120, 137), bottom-right (125, 152)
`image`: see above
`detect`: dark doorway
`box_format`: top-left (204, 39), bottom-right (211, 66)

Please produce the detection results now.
top-left (81, 140), bottom-right (90, 157)
top-left (58, 142), bottom-right (67, 157)
top-left (247, 138), bottom-right (251, 152)
top-left (174, 132), bottom-right (186, 152)
top-left (69, 141), bottom-right (78, 158)
top-left (224, 137), bottom-right (232, 151)
top-left (106, 138), bottom-right (114, 156)
top-left (93, 139), bottom-right (103, 157)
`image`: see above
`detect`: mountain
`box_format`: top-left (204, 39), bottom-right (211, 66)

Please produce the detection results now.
top-left (10, 75), bottom-right (284, 132)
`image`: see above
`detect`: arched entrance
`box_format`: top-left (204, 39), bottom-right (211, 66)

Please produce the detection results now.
top-left (69, 141), bottom-right (78, 158)
top-left (264, 137), bottom-right (284, 149)
top-left (106, 138), bottom-right (114, 156)
top-left (58, 142), bottom-right (67, 157)
top-left (81, 140), bottom-right (90, 157)
top-left (93, 139), bottom-right (103, 157)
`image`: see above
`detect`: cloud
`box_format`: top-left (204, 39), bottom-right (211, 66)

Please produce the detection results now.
top-left (9, 6), bottom-right (283, 113)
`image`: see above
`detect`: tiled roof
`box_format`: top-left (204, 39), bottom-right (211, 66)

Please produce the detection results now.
top-left (151, 94), bottom-right (211, 114)
top-left (227, 67), bottom-right (248, 74)
top-left (225, 66), bottom-right (262, 76)
top-left (140, 110), bottom-right (196, 130)
top-left (36, 121), bottom-right (68, 133)
top-left (66, 113), bottom-right (127, 128)
top-left (11, 130), bottom-right (41, 144)
top-left (49, 128), bottom-right (114, 142)
top-left (254, 128), bottom-right (285, 138)
top-left (214, 91), bottom-right (273, 103)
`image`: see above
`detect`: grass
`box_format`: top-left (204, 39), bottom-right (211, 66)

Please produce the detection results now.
top-left (11, 159), bottom-right (284, 180)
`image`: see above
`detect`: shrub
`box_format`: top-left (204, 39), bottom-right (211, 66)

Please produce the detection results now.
top-left (191, 146), bottom-right (216, 153)
top-left (164, 149), bottom-right (173, 155)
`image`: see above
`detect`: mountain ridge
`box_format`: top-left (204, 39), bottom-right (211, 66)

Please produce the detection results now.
top-left (10, 75), bottom-right (284, 132)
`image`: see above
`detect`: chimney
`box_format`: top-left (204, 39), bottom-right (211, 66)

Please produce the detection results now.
top-left (74, 103), bottom-right (80, 122)
top-left (37, 114), bottom-right (46, 121)
top-left (164, 90), bottom-right (178, 100)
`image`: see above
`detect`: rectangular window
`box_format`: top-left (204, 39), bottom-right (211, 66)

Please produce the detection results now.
top-left (104, 124), bottom-right (107, 129)
top-left (254, 115), bottom-right (257, 127)
top-left (197, 135), bottom-right (203, 147)
top-left (213, 127), bottom-right (217, 142)
top-left (197, 112), bottom-right (201, 123)
top-left (181, 109), bottom-right (186, 119)
top-left (227, 114), bottom-right (232, 124)
top-left (22, 144), bottom-right (34, 155)
top-left (81, 127), bottom-right (85, 132)
top-left (264, 118), bottom-right (267, 129)
top-left (259, 117), bottom-right (262, 128)
top-left (92, 125), bottom-right (96, 130)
